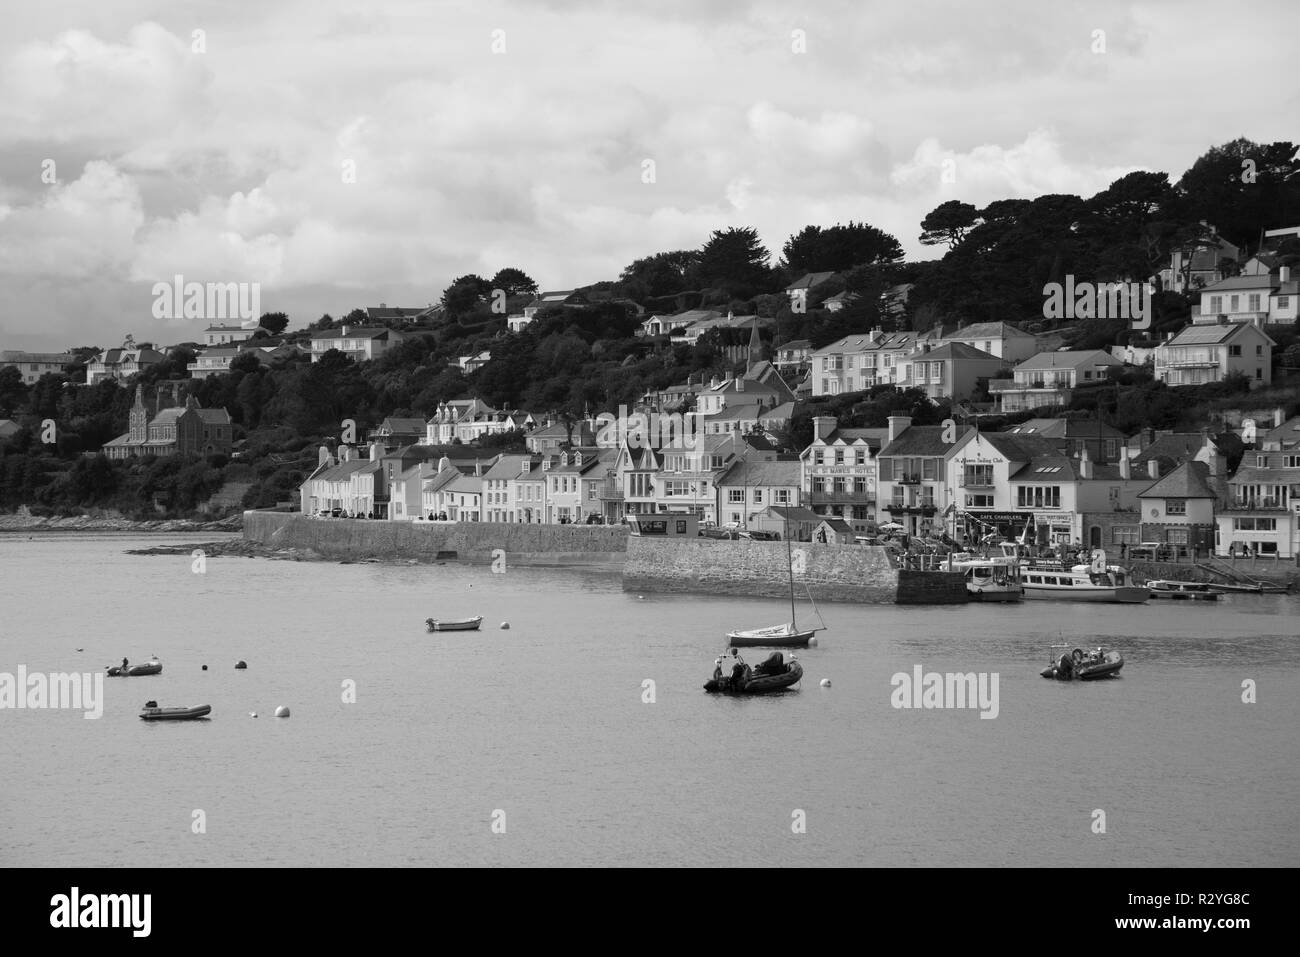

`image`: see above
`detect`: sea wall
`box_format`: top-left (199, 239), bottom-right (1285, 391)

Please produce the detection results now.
top-left (622, 537), bottom-right (967, 604)
top-left (242, 511), bottom-right (629, 566)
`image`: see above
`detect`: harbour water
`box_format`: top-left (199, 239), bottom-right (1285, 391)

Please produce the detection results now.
top-left (2, 532), bottom-right (1298, 867)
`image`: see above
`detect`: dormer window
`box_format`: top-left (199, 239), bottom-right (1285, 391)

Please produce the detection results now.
top-left (574, 452), bottom-right (582, 466)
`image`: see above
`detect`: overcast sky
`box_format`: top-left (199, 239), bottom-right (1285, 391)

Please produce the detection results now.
top-left (1, 0), bottom-right (1296, 352)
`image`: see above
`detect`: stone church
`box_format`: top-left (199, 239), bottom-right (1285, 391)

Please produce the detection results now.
top-left (102, 386), bottom-right (233, 460)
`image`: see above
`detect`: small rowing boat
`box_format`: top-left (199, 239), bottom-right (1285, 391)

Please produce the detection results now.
top-left (426, 616), bottom-right (483, 632)
top-left (1146, 580), bottom-right (1219, 601)
top-left (139, 702), bottom-right (211, 721)
top-left (727, 622), bottom-right (817, 648)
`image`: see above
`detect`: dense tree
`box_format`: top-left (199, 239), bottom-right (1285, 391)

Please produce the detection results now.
top-left (918, 201), bottom-right (980, 249)
top-left (259, 311), bottom-right (290, 335)
top-left (440, 274), bottom-right (493, 316)
top-left (782, 222), bottom-right (904, 274)
top-left (1177, 139), bottom-right (1300, 249)
top-left (695, 227), bottom-right (774, 300)
top-left (617, 250), bottom-right (701, 301)
top-left (489, 268), bottom-right (538, 298)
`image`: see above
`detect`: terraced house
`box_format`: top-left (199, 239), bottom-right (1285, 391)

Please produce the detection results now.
top-left (800, 416), bottom-right (888, 534)
top-left (1216, 447), bottom-right (1300, 558)
top-left (874, 416), bottom-right (952, 537)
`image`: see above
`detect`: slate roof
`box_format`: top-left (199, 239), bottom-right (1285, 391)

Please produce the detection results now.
top-left (1014, 350), bottom-right (1120, 372)
top-left (714, 460), bottom-right (802, 488)
top-left (878, 425), bottom-right (960, 458)
top-left (948, 321), bottom-right (1034, 340)
top-left (1139, 461), bottom-right (1218, 499)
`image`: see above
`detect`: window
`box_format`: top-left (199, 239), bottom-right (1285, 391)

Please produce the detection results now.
top-left (1284, 456), bottom-right (1300, 469)
top-left (834, 448), bottom-right (844, 465)
top-left (1229, 345), bottom-right (1242, 357)
top-left (1230, 295), bottom-right (1239, 311)
top-left (1256, 345), bottom-right (1263, 356)
top-left (1248, 294), bottom-right (1261, 311)
top-left (964, 464), bottom-right (993, 487)
top-left (966, 494), bottom-right (993, 507)
top-left (775, 489), bottom-right (790, 504)
top-left (1167, 528), bottom-right (1189, 545)
top-left (1256, 368), bottom-right (1263, 380)
top-left (1279, 296), bottom-right (1291, 309)
top-left (855, 449), bottom-right (868, 465)
top-left (853, 477), bottom-right (869, 494)
top-left (1084, 370), bottom-right (1093, 380)
top-left (753, 489), bottom-right (763, 504)
top-left (727, 489), bottom-right (743, 504)
top-left (1209, 296), bottom-right (1222, 313)
top-left (1165, 499), bottom-right (1186, 515)
top-left (922, 459), bottom-right (936, 480)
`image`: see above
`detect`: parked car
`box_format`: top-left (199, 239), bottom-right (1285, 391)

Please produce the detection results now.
top-left (330, 507), bottom-right (343, 518)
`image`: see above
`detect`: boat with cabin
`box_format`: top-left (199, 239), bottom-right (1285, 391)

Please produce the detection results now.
top-left (1022, 550), bottom-right (1149, 603)
top-left (947, 553), bottom-right (1023, 601)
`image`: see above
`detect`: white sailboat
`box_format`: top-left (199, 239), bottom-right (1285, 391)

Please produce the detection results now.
top-left (727, 520), bottom-right (827, 647)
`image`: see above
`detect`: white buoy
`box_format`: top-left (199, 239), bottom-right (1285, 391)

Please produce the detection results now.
top-left (249, 711), bottom-right (258, 718)
top-left (274, 705), bottom-right (290, 718)
top-left (500, 622), bottom-right (510, 630)
top-left (808, 636), bottom-right (818, 647)
top-left (820, 678), bottom-right (831, 688)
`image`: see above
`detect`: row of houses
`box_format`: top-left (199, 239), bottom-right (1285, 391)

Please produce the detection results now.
top-left (297, 407), bottom-right (1300, 560)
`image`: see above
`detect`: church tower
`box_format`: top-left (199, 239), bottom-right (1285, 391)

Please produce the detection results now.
top-left (746, 320), bottom-right (763, 372)
top-left (128, 385), bottom-right (148, 443)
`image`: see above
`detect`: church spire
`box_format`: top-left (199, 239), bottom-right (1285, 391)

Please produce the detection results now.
top-left (746, 320), bottom-right (762, 372)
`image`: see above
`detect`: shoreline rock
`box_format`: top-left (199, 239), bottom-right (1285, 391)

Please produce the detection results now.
top-left (0, 506), bottom-right (244, 534)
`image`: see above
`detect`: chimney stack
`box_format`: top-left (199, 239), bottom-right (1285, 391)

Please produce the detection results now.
top-left (370, 441), bottom-right (384, 462)
top-left (1147, 459), bottom-right (1159, 479)
top-left (1118, 446), bottom-right (1130, 480)
top-left (341, 325), bottom-right (350, 336)
top-left (318, 446), bottom-right (333, 469)
top-left (1282, 265), bottom-right (1291, 283)
top-left (812, 416), bottom-right (836, 442)
top-left (1078, 445), bottom-right (1091, 479)
top-left (887, 415), bottom-right (912, 444)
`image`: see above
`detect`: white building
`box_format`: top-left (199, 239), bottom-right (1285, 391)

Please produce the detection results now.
top-left (1154, 320), bottom-right (1274, 389)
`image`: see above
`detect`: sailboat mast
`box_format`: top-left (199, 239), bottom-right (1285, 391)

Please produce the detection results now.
top-left (787, 517), bottom-right (796, 625)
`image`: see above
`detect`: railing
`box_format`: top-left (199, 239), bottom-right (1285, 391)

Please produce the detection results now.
top-left (898, 473), bottom-right (922, 485)
top-left (1222, 498), bottom-right (1288, 511)
top-left (806, 490), bottom-right (875, 505)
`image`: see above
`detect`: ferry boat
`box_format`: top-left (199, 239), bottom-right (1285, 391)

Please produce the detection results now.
top-left (1022, 552), bottom-right (1149, 603)
top-left (948, 556), bottom-right (1023, 602)
top-left (1146, 579), bottom-right (1219, 601)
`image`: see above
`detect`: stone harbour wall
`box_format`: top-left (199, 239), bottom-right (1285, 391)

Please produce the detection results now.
top-left (622, 537), bottom-right (967, 604)
top-left (242, 511), bottom-right (629, 565)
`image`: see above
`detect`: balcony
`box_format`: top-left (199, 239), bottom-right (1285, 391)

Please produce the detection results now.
top-left (1161, 358), bottom-right (1220, 368)
top-left (806, 490), bottom-right (876, 506)
top-left (885, 502), bottom-right (937, 516)
top-left (960, 478), bottom-right (995, 489)
top-left (897, 473), bottom-right (923, 485)
top-left (1221, 498), bottom-right (1289, 512)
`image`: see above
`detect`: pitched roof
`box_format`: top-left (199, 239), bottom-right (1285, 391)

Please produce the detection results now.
top-left (714, 460), bottom-right (801, 488)
top-left (309, 326), bottom-right (395, 340)
top-left (816, 517), bottom-right (855, 533)
top-left (1131, 433), bottom-right (1219, 470)
top-left (1139, 461), bottom-right (1217, 499)
top-left (777, 339), bottom-right (812, 351)
top-left (785, 272), bottom-right (837, 291)
top-left (1007, 418), bottom-right (1125, 440)
top-left (1014, 350), bottom-right (1120, 372)
top-left (948, 321), bottom-right (1034, 340)
top-left (915, 342), bottom-right (1003, 362)
top-left (1166, 322), bottom-right (1268, 346)
top-left (380, 417), bottom-right (428, 433)
top-left (1201, 275), bottom-right (1278, 293)
top-left (878, 425), bottom-right (957, 458)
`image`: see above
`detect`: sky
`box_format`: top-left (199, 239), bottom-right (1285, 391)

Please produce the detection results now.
top-left (0, 0), bottom-right (1297, 352)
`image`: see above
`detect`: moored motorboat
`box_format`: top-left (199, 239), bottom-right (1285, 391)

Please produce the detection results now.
top-left (705, 653), bottom-right (803, 695)
top-left (949, 556), bottom-right (1023, 602)
top-left (1146, 579), bottom-right (1219, 601)
top-left (1022, 552), bottom-right (1148, 603)
top-left (139, 701), bottom-right (211, 721)
top-left (107, 658), bottom-right (162, 677)
top-left (1040, 646), bottom-right (1124, 681)
top-left (425, 616), bottom-right (483, 632)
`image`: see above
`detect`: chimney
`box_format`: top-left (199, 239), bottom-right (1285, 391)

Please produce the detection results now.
top-left (475, 460), bottom-right (483, 477)
top-left (1078, 445), bottom-right (1091, 479)
top-left (1282, 265), bottom-right (1291, 283)
top-left (339, 444), bottom-right (352, 462)
top-left (1275, 407), bottom-right (1285, 428)
top-left (1195, 432), bottom-right (1222, 477)
top-left (812, 416), bottom-right (835, 442)
top-left (1147, 459), bottom-right (1159, 479)
top-left (1118, 446), bottom-right (1130, 480)
top-left (318, 446), bottom-right (332, 468)
top-left (737, 378), bottom-right (745, 392)
top-left (710, 376), bottom-right (719, 389)
top-left (438, 455), bottom-right (450, 473)
top-left (341, 325), bottom-right (350, 336)
top-left (887, 415), bottom-right (912, 444)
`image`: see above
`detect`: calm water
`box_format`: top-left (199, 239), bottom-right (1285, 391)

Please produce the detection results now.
top-left (1, 532), bottom-right (1298, 867)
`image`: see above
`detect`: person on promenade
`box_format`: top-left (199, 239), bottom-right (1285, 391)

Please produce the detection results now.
top-left (1119, 542), bottom-right (1127, 560)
